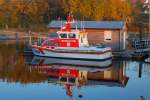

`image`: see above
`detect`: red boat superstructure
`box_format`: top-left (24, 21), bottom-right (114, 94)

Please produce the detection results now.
top-left (31, 14), bottom-right (112, 60)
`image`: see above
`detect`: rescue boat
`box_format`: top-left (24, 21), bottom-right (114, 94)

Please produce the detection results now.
top-left (31, 14), bottom-right (112, 60)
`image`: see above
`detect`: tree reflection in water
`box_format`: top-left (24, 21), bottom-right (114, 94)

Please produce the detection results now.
top-left (0, 42), bottom-right (47, 84)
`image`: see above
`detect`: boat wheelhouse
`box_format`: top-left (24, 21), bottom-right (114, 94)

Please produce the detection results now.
top-left (31, 14), bottom-right (112, 60)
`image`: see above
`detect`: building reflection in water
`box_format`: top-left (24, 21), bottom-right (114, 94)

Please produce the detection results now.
top-left (26, 56), bottom-right (129, 97)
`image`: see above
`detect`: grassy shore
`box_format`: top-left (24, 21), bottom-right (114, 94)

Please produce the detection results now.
top-left (0, 28), bottom-right (49, 39)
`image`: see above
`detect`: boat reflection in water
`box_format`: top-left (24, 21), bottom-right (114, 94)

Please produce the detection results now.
top-left (26, 56), bottom-right (129, 97)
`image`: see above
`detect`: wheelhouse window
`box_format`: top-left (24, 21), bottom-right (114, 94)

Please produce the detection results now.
top-left (60, 77), bottom-right (67, 82)
top-left (60, 33), bottom-right (67, 38)
top-left (69, 78), bottom-right (75, 83)
top-left (68, 33), bottom-right (76, 38)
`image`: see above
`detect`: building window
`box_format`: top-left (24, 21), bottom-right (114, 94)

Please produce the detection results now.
top-left (104, 31), bottom-right (112, 42)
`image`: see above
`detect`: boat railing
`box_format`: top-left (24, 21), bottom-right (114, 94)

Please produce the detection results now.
top-left (28, 31), bottom-right (49, 45)
top-left (131, 39), bottom-right (150, 52)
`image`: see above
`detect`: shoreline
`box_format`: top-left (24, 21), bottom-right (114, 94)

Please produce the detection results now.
top-left (0, 29), bottom-right (149, 40)
top-left (0, 29), bottom-right (48, 40)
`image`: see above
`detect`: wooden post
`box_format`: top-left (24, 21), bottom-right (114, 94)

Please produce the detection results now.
top-left (139, 24), bottom-right (143, 40)
top-left (119, 30), bottom-right (121, 51)
top-left (15, 33), bottom-right (18, 40)
top-left (123, 31), bottom-right (126, 50)
top-left (138, 62), bottom-right (143, 78)
top-left (16, 33), bottom-right (19, 53)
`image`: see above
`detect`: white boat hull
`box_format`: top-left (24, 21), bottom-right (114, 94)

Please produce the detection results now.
top-left (31, 46), bottom-right (112, 60)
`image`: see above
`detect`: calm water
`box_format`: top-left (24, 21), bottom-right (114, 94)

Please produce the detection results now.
top-left (0, 40), bottom-right (150, 100)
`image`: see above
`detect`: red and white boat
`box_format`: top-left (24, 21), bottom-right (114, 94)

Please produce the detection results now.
top-left (31, 14), bottom-right (112, 60)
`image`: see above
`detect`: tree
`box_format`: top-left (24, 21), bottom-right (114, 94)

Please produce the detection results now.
top-left (62, 0), bottom-right (132, 21)
top-left (131, 0), bottom-right (149, 38)
top-left (0, 0), bottom-right (135, 30)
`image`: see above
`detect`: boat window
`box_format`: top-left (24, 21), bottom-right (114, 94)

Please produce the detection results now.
top-left (60, 77), bottom-right (67, 82)
top-left (51, 42), bottom-right (56, 46)
top-left (69, 33), bottom-right (76, 38)
top-left (51, 69), bottom-right (59, 73)
top-left (46, 41), bottom-right (56, 46)
top-left (60, 33), bottom-right (67, 38)
top-left (69, 78), bottom-right (75, 83)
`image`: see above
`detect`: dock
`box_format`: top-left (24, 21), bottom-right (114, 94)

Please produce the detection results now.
top-left (113, 39), bottom-right (150, 60)
top-left (113, 50), bottom-right (149, 61)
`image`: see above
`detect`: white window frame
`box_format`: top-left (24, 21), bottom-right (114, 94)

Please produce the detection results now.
top-left (104, 31), bottom-right (112, 42)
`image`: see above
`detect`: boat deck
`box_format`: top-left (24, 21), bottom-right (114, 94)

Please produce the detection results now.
top-left (55, 46), bottom-right (111, 52)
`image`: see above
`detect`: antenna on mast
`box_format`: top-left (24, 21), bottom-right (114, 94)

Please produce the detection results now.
top-left (61, 20), bottom-right (62, 31)
top-left (83, 22), bottom-right (85, 32)
top-left (83, 17), bottom-right (85, 32)
top-left (81, 20), bottom-right (82, 31)
top-left (75, 19), bottom-right (77, 31)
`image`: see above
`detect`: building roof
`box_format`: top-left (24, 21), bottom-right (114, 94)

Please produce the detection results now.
top-left (47, 20), bottom-right (125, 29)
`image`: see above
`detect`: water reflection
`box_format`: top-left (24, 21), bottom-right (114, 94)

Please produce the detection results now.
top-left (0, 42), bottom-right (46, 84)
top-left (0, 41), bottom-right (150, 100)
top-left (25, 56), bottom-right (129, 97)
top-left (0, 41), bottom-right (128, 97)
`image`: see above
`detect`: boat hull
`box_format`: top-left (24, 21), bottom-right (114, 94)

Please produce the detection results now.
top-left (31, 46), bottom-right (112, 60)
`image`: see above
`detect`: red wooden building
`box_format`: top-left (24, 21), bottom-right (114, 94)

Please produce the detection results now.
top-left (47, 20), bottom-right (127, 51)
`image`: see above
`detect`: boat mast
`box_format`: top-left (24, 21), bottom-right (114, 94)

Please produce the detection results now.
top-left (83, 17), bottom-right (85, 32)
top-left (61, 20), bottom-right (62, 31)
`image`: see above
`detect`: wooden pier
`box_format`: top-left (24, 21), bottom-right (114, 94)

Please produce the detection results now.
top-left (133, 39), bottom-right (150, 52)
top-left (114, 39), bottom-right (150, 60)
